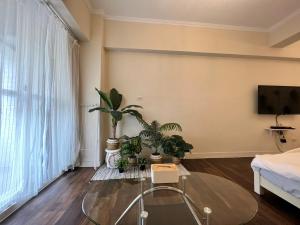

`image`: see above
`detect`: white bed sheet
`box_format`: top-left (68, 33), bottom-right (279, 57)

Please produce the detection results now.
top-left (251, 148), bottom-right (300, 182)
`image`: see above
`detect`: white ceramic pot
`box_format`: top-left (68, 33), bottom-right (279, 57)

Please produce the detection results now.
top-left (106, 138), bottom-right (119, 150)
top-left (105, 148), bottom-right (121, 168)
top-left (128, 156), bottom-right (137, 166)
top-left (150, 153), bottom-right (162, 164)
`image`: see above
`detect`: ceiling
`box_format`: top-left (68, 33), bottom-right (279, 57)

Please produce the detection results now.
top-left (88, 0), bottom-right (300, 30)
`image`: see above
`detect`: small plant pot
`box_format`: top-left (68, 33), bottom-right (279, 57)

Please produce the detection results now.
top-left (150, 153), bottom-right (162, 164)
top-left (139, 165), bottom-right (146, 171)
top-left (106, 138), bottom-right (119, 150)
top-left (172, 156), bottom-right (181, 165)
top-left (128, 156), bottom-right (137, 166)
top-left (118, 168), bottom-right (124, 173)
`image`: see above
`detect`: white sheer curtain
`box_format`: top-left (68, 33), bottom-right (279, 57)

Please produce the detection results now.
top-left (0, 0), bottom-right (80, 215)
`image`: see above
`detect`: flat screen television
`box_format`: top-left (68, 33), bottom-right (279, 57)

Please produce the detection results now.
top-left (258, 85), bottom-right (300, 115)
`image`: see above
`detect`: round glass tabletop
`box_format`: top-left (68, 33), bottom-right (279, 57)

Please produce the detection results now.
top-left (82, 172), bottom-right (258, 225)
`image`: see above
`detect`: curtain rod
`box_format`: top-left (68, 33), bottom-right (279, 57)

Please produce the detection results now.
top-left (41, 0), bottom-right (78, 42)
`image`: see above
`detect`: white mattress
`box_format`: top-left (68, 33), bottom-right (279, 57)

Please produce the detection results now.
top-left (259, 168), bottom-right (300, 198)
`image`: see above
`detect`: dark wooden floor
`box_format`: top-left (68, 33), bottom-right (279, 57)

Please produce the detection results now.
top-left (1, 158), bottom-right (300, 225)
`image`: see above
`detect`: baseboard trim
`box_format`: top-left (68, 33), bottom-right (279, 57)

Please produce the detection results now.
top-left (80, 160), bottom-right (101, 168)
top-left (185, 151), bottom-right (276, 159)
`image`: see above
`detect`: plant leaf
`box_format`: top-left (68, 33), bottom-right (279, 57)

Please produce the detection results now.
top-left (159, 123), bottom-right (182, 132)
top-left (151, 121), bottom-right (160, 132)
top-left (111, 110), bottom-right (123, 121)
top-left (95, 88), bottom-right (113, 109)
top-left (110, 88), bottom-right (123, 110)
top-left (139, 130), bottom-right (154, 138)
top-left (123, 109), bottom-right (143, 119)
top-left (88, 107), bottom-right (110, 113)
top-left (121, 105), bottom-right (143, 111)
top-left (137, 117), bottom-right (151, 130)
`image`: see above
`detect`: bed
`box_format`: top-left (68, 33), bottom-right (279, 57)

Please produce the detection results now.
top-left (251, 148), bottom-right (300, 209)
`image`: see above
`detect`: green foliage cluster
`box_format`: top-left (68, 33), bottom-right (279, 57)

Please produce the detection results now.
top-left (90, 87), bottom-right (193, 161)
top-left (120, 135), bottom-right (142, 158)
top-left (89, 88), bottom-right (142, 139)
top-left (138, 120), bottom-right (182, 154)
top-left (161, 135), bottom-right (193, 158)
top-left (116, 158), bottom-right (128, 170)
top-left (138, 157), bottom-right (148, 166)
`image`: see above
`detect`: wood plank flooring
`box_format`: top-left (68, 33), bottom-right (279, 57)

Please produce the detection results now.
top-left (1, 158), bottom-right (300, 225)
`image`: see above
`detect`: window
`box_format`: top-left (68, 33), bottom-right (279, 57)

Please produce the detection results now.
top-left (0, 0), bottom-right (80, 218)
top-left (0, 40), bottom-right (21, 212)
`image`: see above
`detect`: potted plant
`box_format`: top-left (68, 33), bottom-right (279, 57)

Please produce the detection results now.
top-left (120, 135), bottom-right (142, 166)
top-left (139, 120), bottom-right (182, 163)
top-left (117, 158), bottom-right (128, 173)
top-left (89, 88), bottom-right (143, 149)
top-left (162, 135), bottom-right (193, 164)
top-left (89, 88), bottom-right (142, 168)
top-left (138, 157), bottom-right (148, 171)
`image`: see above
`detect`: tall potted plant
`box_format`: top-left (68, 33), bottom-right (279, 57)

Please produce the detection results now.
top-left (89, 88), bottom-right (142, 147)
top-left (139, 120), bottom-right (182, 163)
top-left (120, 135), bottom-right (142, 166)
top-left (162, 135), bottom-right (193, 164)
top-left (89, 88), bottom-right (142, 168)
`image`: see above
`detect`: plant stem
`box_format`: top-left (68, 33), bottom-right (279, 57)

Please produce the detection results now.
top-left (112, 125), bottom-right (117, 139)
top-left (112, 118), bottom-right (117, 139)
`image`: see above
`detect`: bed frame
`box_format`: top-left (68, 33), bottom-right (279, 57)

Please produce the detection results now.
top-left (253, 169), bottom-right (300, 209)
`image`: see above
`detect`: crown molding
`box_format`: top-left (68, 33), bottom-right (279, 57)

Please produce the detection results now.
top-left (103, 15), bottom-right (268, 32)
top-left (268, 8), bottom-right (300, 32)
top-left (86, 0), bottom-right (300, 33)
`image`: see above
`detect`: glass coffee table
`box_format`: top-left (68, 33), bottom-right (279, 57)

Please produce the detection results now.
top-left (82, 172), bottom-right (258, 225)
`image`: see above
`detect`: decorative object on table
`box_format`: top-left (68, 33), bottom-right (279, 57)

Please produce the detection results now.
top-left (91, 163), bottom-right (190, 181)
top-left (162, 135), bottom-right (193, 164)
top-left (120, 135), bottom-right (142, 167)
top-left (89, 88), bottom-right (143, 168)
top-left (139, 120), bottom-right (182, 164)
top-left (138, 157), bottom-right (148, 171)
top-left (116, 158), bottom-right (128, 173)
top-left (151, 163), bottom-right (179, 184)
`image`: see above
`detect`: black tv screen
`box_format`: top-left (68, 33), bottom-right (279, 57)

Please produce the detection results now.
top-left (258, 85), bottom-right (300, 115)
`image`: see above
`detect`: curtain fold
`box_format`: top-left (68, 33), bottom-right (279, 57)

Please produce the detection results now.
top-left (0, 0), bottom-right (80, 214)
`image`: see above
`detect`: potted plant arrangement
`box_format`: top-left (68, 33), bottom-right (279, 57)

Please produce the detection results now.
top-left (116, 158), bottom-right (128, 173)
top-left (120, 135), bottom-right (142, 166)
top-left (162, 135), bottom-right (193, 164)
top-left (139, 120), bottom-right (182, 163)
top-left (89, 88), bottom-right (142, 168)
top-left (138, 157), bottom-right (148, 171)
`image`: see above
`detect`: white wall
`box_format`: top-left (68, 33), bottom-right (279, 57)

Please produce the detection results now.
top-left (60, 3), bottom-right (300, 161)
top-left (105, 50), bottom-right (300, 157)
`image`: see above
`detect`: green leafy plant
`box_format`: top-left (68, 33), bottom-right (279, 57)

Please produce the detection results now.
top-left (162, 135), bottom-right (193, 158)
top-left (139, 120), bottom-right (182, 155)
top-left (138, 157), bottom-right (148, 166)
top-left (89, 88), bottom-right (142, 139)
top-left (120, 135), bottom-right (142, 158)
top-left (138, 157), bottom-right (148, 171)
top-left (116, 158), bottom-right (128, 172)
